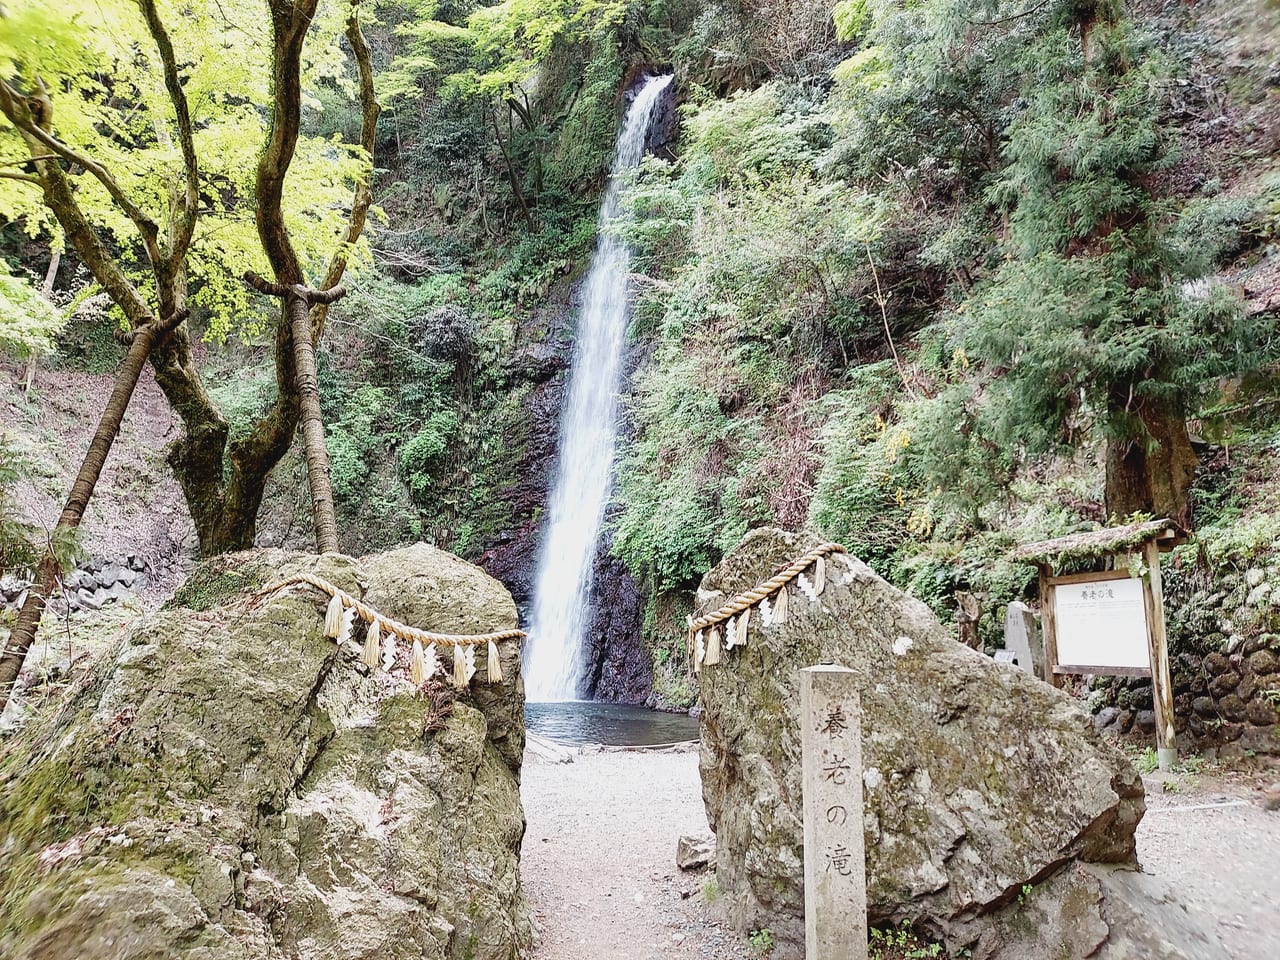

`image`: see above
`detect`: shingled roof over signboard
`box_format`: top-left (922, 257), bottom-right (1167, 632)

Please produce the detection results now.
top-left (1011, 519), bottom-right (1183, 566)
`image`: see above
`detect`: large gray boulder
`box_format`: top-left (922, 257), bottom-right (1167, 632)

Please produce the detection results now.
top-left (695, 528), bottom-right (1226, 960)
top-left (0, 544), bottom-right (531, 960)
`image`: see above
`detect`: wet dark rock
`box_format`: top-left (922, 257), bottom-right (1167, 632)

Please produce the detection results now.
top-left (1203, 651), bottom-right (1230, 674)
top-left (637, 74), bottom-right (679, 158)
top-left (1246, 698), bottom-right (1279, 726)
top-left (1243, 634), bottom-right (1273, 656)
top-left (1208, 672), bottom-right (1241, 698)
top-left (1129, 683), bottom-right (1153, 709)
top-left (1239, 725), bottom-right (1280, 755)
top-left (1218, 694), bottom-right (1248, 722)
top-left (1249, 649), bottom-right (1279, 675)
top-left (582, 541), bottom-right (650, 704)
top-left (1238, 674), bottom-right (1260, 701)
top-left (1094, 706), bottom-right (1121, 731)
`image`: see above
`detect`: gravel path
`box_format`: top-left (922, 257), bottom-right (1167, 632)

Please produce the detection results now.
top-left (1137, 776), bottom-right (1280, 960)
top-left (521, 747), bottom-right (749, 960)
top-left (522, 749), bottom-right (1280, 960)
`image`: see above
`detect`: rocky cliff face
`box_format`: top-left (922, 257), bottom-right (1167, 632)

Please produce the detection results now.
top-left (0, 544), bottom-right (531, 960)
top-left (582, 537), bottom-right (652, 703)
top-left (694, 527), bottom-right (1227, 960)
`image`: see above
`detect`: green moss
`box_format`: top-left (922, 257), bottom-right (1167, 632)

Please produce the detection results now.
top-left (166, 560), bottom-right (265, 612)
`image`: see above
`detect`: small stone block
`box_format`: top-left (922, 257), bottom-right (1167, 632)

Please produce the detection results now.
top-left (676, 834), bottom-right (714, 871)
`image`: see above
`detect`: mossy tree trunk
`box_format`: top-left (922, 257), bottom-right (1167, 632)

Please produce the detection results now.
top-left (1104, 398), bottom-right (1198, 528)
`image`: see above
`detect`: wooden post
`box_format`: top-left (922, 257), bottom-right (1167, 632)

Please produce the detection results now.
top-left (1141, 540), bottom-right (1177, 771)
top-left (800, 665), bottom-right (867, 960)
top-left (1038, 564), bottom-right (1063, 689)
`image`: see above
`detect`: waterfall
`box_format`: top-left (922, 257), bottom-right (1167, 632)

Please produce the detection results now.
top-left (524, 74), bottom-right (674, 703)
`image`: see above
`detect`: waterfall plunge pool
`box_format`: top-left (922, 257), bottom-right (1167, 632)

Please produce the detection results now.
top-left (525, 701), bottom-right (700, 747)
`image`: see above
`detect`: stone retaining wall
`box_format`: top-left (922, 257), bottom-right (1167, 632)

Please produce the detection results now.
top-left (1093, 558), bottom-right (1280, 758)
top-left (0, 553), bottom-right (167, 614)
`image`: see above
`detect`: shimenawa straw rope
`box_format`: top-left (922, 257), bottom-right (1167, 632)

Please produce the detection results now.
top-left (686, 542), bottom-right (848, 671)
top-left (257, 573), bottom-right (524, 688)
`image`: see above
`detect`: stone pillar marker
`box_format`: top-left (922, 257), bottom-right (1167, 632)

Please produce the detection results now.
top-left (800, 665), bottom-right (868, 960)
top-left (1003, 601), bottom-right (1046, 679)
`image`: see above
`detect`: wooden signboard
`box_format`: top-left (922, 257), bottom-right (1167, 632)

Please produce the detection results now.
top-left (1052, 571), bottom-right (1151, 676)
top-left (1035, 538), bottom-right (1177, 770)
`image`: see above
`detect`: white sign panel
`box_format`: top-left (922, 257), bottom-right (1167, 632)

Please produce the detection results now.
top-left (1054, 576), bottom-right (1150, 671)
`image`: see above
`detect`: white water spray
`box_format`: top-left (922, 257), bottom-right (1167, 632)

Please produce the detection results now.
top-left (524, 74), bottom-right (674, 702)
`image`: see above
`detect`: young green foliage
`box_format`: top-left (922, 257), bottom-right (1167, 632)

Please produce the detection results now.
top-left (0, 0), bottom-right (371, 342)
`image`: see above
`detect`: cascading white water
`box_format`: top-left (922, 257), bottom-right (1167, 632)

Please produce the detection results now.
top-left (524, 74), bottom-right (674, 703)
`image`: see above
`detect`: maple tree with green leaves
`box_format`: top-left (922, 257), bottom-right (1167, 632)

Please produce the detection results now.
top-left (0, 0), bottom-right (379, 709)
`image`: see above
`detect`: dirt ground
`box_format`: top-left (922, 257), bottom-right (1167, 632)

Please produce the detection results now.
top-left (1, 359), bottom-right (196, 586)
top-left (521, 747), bottom-right (750, 960)
top-left (1139, 771), bottom-right (1280, 960)
top-left (521, 747), bottom-right (1280, 960)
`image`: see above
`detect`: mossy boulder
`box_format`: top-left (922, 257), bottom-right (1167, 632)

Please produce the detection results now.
top-left (696, 528), bottom-right (1225, 960)
top-left (0, 544), bottom-right (531, 960)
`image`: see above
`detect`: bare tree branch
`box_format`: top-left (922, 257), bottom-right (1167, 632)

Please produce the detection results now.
top-left (138, 0), bottom-right (200, 265)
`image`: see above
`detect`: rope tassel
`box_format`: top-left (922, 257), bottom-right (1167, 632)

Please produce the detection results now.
top-left (813, 556), bottom-right (826, 595)
top-left (705, 626), bottom-right (722, 666)
top-left (487, 641), bottom-right (503, 684)
top-left (773, 585), bottom-right (788, 624)
top-left (737, 605), bottom-right (750, 645)
top-left (362, 619), bottom-right (382, 669)
top-left (411, 639), bottom-right (427, 686)
top-left (453, 644), bottom-right (466, 688)
top-left (324, 593), bottom-right (344, 638)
